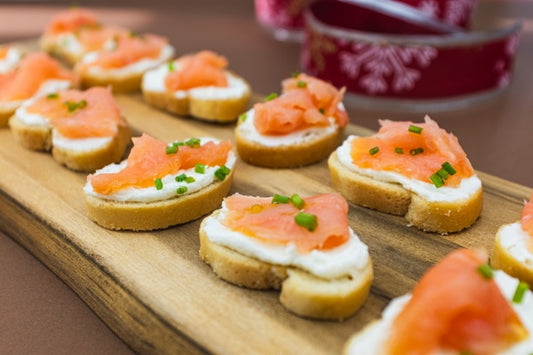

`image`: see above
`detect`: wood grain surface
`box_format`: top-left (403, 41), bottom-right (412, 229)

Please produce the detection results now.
top-left (0, 91), bottom-right (531, 354)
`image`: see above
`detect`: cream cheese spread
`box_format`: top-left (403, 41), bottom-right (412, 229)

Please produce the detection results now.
top-left (202, 200), bottom-right (370, 279)
top-left (0, 46), bottom-right (21, 73)
top-left (499, 222), bottom-right (533, 267)
top-left (82, 44), bottom-right (174, 77)
top-left (336, 135), bottom-right (482, 202)
top-left (141, 61), bottom-right (250, 100)
top-left (84, 138), bottom-right (236, 203)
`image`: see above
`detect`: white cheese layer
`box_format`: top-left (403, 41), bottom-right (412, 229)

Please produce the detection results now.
top-left (82, 44), bottom-right (174, 77)
top-left (141, 61), bottom-right (250, 100)
top-left (84, 138), bottom-right (235, 203)
top-left (14, 84), bottom-right (114, 152)
top-left (336, 135), bottom-right (482, 202)
top-left (0, 46), bottom-right (21, 73)
top-left (203, 201), bottom-right (370, 279)
top-left (55, 33), bottom-right (84, 56)
top-left (499, 222), bottom-right (533, 266)
top-left (345, 270), bottom-right (533, 355)
top-left (236, 108), bottom-right (340, 147)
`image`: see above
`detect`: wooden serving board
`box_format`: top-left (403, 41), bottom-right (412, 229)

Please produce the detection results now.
top-left (0, 92), bottom-right (531, 354)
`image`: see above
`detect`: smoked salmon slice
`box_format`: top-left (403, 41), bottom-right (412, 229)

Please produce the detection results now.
top-left (0, 52), bottom-right (76, 102)
top-left (221, 193), bottom-right (350, 253)
top-left (165, 50), bottom-right (228, 91)
top-left (386, 249), bottom-right (528, 355)
top-left (88, 134), bottom-right (232, 195)
top-left (77, 32), bottom-right (168, 71)
top-left (24, 86), bottom-right (123, 139)
top-left (44, 7), bottom-right (99, 36)
top-left (253, 73), bottom-right (348, 135)
top-left (350, 116), bottom-right (474, 187)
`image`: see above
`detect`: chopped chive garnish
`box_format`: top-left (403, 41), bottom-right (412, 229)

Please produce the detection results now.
top-left (291, 72), bottom-right (300, 78)
top-left (154, 178), bottom-right (163, 190)
top-left (214, 165), bottom-right (231, 181)
top-left (294, 212), bottom-right (318, 231)
top-left (369, 146), bottom-right (379, 156)
top-left (265, 92), bottom-right (278, 101)
top-left (408, 125), bottom-right (423, 134)
top-left (47, 93), bottom-right (59, 99)
top-left (290, 194), bottom-right (305, 209)
top-left (297, 81), bottom-right (307, 88)
top-left (176, 186), bottom-right (188, 194)
top-left (394, 147), bottom-right (404, 154)
top-left (175, 173), bottom-right (187, 182)
top-left (272, 194), bottom-right (290, 204)
top-left (185, 138), bottom-right (201, 148)
top-left (165, 145), bottom-right (178, 154)
top-left (442, 161), bottom-right (456, 175)
top-left (195, 163), bottom-right (205, 174)
top-left (185, 176), bottom-right (195, 183)
top-left (167, 61), bottom-right (175, 71)
top-left (409, 147), bottom-right (424, 155)
top-left (436, 168), bottom-right (449, 180)
top-left (239, 113), bottom-right (247, 122)
top-left (477, 264), bottom-right (493, 280)
top-left (512, 281), bottom-right (529, 304)
top-left (64, 99), bottom-right (87, 113)
top-left (319, 108), bottom-right (325, 114)
top-left (430, 173), bottom-right (444, 188)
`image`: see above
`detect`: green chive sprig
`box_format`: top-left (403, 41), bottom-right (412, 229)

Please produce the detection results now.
top-left (47, 93), bottom-right (59, 99)
top-left (295, 212), bottom-right (318, 231)
top-left (512, 281), bottom-right (530, 304)
top-left (297, 81), bottom-right (307, 88)
top-left (409, 147), bottom-right (424, 156)
top-left (195, 163), bottom-right (205, 174)
top-left (272, 194), bottom-right (289, 204)
top-left (408, 125), bottom-right (423, 134)
top-left (154, 178), bottom-right (163, 190)
top-left (177, 186), bottom-right (188, 194)
top-left (214, 165), bottom-right (231, 181)
top-left (430, 161), bottom-right (457, 188)
top-left (369, 146), bottom-right (379, 156)
top-left (477, 264), bottom-right (493, 280)
top-left (290, 194), bottom-right (305, 209)
top-left (394, 147), bottom-right (404, 154)
top-left (64, 99), bottom-right (87, 113)
top-left (265, 92), bottom-right (278, 101)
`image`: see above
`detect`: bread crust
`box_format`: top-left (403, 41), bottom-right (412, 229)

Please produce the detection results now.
top-left (199, 211), bottom-right (373, 320)
top-left (492, 225), bottom-right (533, 287)
top-left (85, 170), bottom-right (234, 231)
top-left (142, 73), bottom-right (251, 122)
top-left (78, 69), bottom-right (144, 93)
top-left (235, 120), bottom-right (345, 168)
top-left (0, 102), bottom-right (23, 127)
top-left (40, 36), bottom-right (82, 66)
top-left (9, 114), bottom-right (131, 172)
top-left (328, 151), bottom-right (483, 233)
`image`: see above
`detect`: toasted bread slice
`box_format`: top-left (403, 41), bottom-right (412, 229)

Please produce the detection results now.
top-left (235, 110), bottom-right (345, 168)
top-left (9, 113), bottom-right (131, 172)
top-left (328, 150), bottom-right (483, 233)
top-left (142, 66), bottom-right (251, 122)
top-left (85, 169), bottom-right (234, 231)
top-left (199, 209), bottom-right (373, 321)
top-left (492, 223), bottom-right (533, 287)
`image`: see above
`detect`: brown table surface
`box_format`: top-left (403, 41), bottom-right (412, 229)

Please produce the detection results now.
top-left (0, 0), bottom-right (531, 353)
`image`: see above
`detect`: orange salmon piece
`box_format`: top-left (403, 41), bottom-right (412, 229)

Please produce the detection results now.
top-left (45, 8), bottom-right (99, 36)
top-left (25, 87), bottom-right (122, 139)
top-left (0, 46), bottom-right (10, 59)
top-left (221, 193), bottom-right (350, 253)
top-left (0, 52), bottom-right (76, 102)
top-left (78, 32), bottom-right (167, 70)
top-left (165, 50), bottom-right (228, 91)
top-left (386, 249), bottom-right (528, 355)
top-left (88, 134), bottom-right (232, 195)
top-left (350, 116), bottom-right (474, 187)
top-left (77, 26), bottom-right (129, 52)
top-left (282, 73), bottom-right (349, 127)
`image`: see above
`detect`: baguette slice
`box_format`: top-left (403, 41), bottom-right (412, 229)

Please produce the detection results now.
top-left (86, 169), bottom-right (234, 231)
top-left (199, 201), bottom-right (373, 321)
top-left (235, 111), bottom-right (345, 168)
top-left (9, 113), bottom-right (131, 172)
top-left (141, 52), bottom-right (251, 122)
top-left (492, 223), bottom-right (533, 287)
top-left (328, 150), bottom-right (483, 233)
